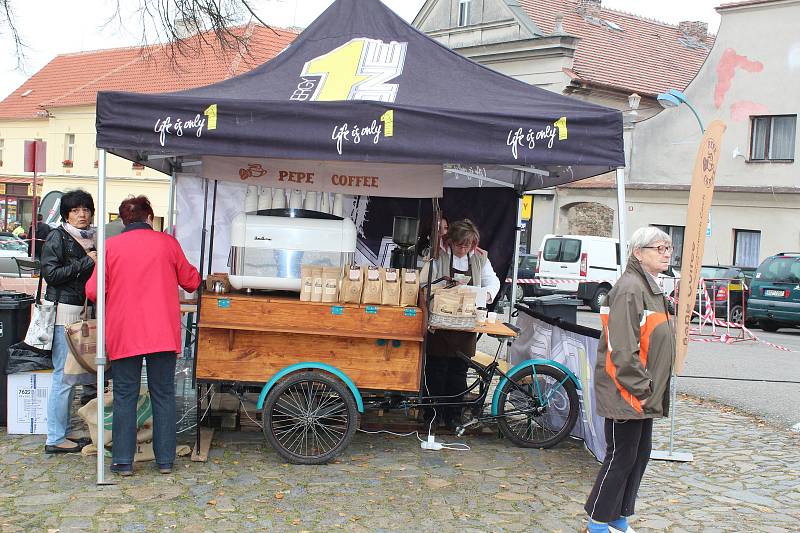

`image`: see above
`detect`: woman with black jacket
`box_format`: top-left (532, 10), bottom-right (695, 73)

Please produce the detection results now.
top-left (41, 190), bottom-right (97, 454)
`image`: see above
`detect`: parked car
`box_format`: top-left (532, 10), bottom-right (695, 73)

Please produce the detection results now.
top-left (693, 265), bottom-right (755, 324)
top-left (532, 234), bottom-right (621, 312)
top-left (0, 235), bottom-right (30, 276)
top-left (503, 253), bottom-right (538, 303)
top-left (746, 252), bottom-right (800, 332)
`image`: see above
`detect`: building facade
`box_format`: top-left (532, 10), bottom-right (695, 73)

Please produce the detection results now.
top-left (414, 0), bottom-right (795, 269)
top-left (0, 25), bottom-right (298, 231)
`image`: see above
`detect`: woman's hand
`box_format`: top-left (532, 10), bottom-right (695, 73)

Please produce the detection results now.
top-left (87, 251), bottom-right (98, 263)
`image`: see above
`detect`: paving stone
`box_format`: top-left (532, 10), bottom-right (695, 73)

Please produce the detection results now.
top-left (2, 396), bottom-right (799, 532)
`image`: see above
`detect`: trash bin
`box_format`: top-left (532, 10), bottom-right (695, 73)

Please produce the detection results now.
top-left (528, 295), bottom-right (581, 324)
top-left (0, 290), bottom-right (35, 427)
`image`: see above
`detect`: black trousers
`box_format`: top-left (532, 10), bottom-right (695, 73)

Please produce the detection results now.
top-left (584, 418), bottom-right (653, 523)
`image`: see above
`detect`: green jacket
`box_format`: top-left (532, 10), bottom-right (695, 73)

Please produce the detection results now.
top-left (594, 257), bottom-right (675, 420)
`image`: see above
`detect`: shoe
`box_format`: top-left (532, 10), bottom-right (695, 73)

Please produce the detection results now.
top-left (110, 464), bottom-right (133, 476)
top-left (68, 436), bottom-right (92, 447)
top-left (609, 526), bottom-right (636, 533)
top-left (608, 517), bottom-right (636, 533)
top-left (44, 442), bottom-right (83, 454)
top-left (157, 464), bottom-right (173, 474)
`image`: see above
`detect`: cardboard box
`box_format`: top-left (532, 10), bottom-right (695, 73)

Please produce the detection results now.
top-left (6, 371), bottom-right (52, 434)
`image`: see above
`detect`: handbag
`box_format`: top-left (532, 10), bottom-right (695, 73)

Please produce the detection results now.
top-left (64, 299), bottom-right (106, 375)
top-left (23, 276), bottom-right (57, 352)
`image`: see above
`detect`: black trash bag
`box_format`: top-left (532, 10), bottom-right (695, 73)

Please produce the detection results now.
top-left (5, 342), bottom-right (53, 374)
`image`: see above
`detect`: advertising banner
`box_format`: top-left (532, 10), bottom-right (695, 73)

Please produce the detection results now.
top-left (675, 120), bottom-right (726, 373)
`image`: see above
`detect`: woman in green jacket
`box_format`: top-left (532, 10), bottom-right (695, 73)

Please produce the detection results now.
top-left (585, 226), bottom-right (676, 533)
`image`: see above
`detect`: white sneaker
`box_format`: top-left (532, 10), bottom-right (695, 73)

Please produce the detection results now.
top-left (609, 525), bottom-right (637, 533)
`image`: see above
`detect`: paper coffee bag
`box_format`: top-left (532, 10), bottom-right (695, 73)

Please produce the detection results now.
top-left (321, 267), bottom-right (340, 303)
top-left (340, 265), bottom-right (364, 304)
top-left (311, 267), bottom-right (324, 302)
top-left (361, 266), bottom-right (383, 305)
top-left (400, 269), bottom-right (419, 307)
top-left (299, 265), bottom-right (314, 302)
top-left (381, 268), bottom-right (401, 306)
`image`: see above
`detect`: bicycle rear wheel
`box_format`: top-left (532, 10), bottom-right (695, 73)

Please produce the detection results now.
top-left (497, 364), bottom-right (579, 448)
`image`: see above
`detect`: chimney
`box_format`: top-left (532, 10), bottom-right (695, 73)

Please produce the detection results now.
top-left (174, 18), bottom-right (201, 40)
top-left (553, 14), bottom-right (566, 35)
top-left (576, 0), bottom-right (602, 19)
top-left (678, 20), bottom-right (708, 42)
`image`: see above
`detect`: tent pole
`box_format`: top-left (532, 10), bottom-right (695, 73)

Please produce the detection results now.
top-left (508, 194), bottom-right (522, 324)
top-left (615, 168), bottom-right (628, 263)
top-left (166, 167), bottom-right (177, 235)
top-left (207, 180), bottom-right (218, 277)
top-left (96, 149), bottom-right (112, 485)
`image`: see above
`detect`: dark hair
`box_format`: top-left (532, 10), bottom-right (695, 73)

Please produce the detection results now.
top-left (37, 214), bottom-right (43, 221)
top-left (60, 190), bottom-right (95, 220)
top-left (118, 195), bottom-right (154, 226)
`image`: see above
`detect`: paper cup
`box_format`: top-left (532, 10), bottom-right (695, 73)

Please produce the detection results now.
top-left (476, 309), bottom-right (487, 323)
top-left (487, 311), bottom-right (497, 324)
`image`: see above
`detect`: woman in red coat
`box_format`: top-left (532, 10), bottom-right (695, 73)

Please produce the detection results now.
top-left (86, 196), bottom-right (200, 476)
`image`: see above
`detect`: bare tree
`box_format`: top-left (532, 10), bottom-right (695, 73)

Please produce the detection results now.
top-left (0, 0), bottom-right (26, 70)
top-left (106, 0), bottom-right (279, 61)
top-left (0, 0), bottom-right (280, 72)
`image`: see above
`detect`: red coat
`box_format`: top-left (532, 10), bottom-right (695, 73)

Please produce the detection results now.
top-left (85, 226), bottom-right (201, 361)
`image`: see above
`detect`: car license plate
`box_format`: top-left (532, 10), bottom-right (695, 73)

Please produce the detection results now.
top-left (764, 289), bottom-right (785, 297)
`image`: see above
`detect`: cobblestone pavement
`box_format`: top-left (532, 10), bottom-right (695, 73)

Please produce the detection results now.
top-left (1, 395), bottom-right (798, 533)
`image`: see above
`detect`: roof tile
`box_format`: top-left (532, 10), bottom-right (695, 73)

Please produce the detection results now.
top-left (0, 24), bottom-right (298, 119)
top-left (518, 0), bottom-right (714, 96)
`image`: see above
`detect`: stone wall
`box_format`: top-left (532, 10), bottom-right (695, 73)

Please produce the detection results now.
top-left (565, 202), bottom-right (614, 237)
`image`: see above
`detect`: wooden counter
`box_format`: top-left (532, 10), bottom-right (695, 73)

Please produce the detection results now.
top-left (196, 293), bottom-right (426, 392)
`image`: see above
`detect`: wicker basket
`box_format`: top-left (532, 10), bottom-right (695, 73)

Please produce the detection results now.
top-left (428, 312), bottom-right (476, 331)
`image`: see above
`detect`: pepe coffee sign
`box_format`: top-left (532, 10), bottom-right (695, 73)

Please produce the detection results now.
top-left (202, 156), bottom-right (443, 199)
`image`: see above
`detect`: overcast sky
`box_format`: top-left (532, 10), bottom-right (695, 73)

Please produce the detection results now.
top-left (0, 0), bottom-right (722, 100)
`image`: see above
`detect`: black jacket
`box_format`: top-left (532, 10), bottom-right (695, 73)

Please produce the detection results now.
top-left (41, 226), bottom-right (95, 306)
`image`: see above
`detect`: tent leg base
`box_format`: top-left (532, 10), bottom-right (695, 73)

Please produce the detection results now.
top-left (650, 449), bottom-right (694, 462)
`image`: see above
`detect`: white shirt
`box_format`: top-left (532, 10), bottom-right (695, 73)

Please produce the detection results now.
top-left (451, 252), bottom-right (501, 304)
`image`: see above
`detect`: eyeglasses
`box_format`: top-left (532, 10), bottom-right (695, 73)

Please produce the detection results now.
top-left (69, 207), bottom-right (92, 215)
top-left (643, 245), bottom-right (673, 254)
top-left (452, 242), bottom-right (472, 250)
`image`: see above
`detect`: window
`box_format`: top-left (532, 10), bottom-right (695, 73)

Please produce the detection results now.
top-left (750, 115), bottom-right (796, 161)
top-left (457, 0), bottom-right (470, 27)
top-left (542, 238), bottom-right (581, 263)
top-left (65, 133), bottom-right (75, 162)
top-left (733, 229), bottom-right (760, 268)
top-left (652, 225), bottom-right (684, 267)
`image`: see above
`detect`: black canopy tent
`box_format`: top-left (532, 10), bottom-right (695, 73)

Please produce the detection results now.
top-left (92, 0), bottom-right (626, 483)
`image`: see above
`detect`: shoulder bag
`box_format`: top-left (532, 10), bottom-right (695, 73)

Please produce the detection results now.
top-left (23, 276), bottom-right (57, 352)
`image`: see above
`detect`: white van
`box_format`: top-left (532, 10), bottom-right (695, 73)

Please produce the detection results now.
top-left (533, 234), bottom-right (621, 312)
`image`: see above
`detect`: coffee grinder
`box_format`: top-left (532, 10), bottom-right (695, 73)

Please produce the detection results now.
top-left (390, 216), bottom-right (418, 269)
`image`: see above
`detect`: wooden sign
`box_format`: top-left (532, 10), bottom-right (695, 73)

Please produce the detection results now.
top-left (674, 119), bottom-right (726, 373)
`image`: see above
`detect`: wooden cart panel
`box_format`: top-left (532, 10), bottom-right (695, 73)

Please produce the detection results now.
top-left (196, 293), bottom-right (425, 392)
top-left (199, 293), bottom-right (424, 341)
top-left (196, 329), bottom-right (421, 392)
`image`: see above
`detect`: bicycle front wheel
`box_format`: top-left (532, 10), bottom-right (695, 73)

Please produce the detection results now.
top-left (497, 364), bottom-right (579, 448)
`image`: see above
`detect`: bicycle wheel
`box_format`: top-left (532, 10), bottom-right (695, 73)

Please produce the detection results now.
top-left (263, 370), bottom-right (359, 464)
top-left (497, 364), bottom-right (579, 449)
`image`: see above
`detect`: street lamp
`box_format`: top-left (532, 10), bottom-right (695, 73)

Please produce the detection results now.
top-left (657, 88), bottom-right (704, 133)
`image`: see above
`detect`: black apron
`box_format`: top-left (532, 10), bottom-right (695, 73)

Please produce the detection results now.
top-left (426, 253), bottom-right (478, 359)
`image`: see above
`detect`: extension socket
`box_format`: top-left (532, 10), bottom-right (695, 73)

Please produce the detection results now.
top-left (421, 435), bottom-right (443, 451)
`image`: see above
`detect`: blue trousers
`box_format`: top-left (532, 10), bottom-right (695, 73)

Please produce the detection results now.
top-left (46, 328), bottom-right (75, 446)
top-left (111, 352), bottom-right (177, 467)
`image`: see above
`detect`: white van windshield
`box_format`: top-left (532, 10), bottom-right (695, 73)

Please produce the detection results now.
top-left (543, 238), bottom-right (581, 263)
